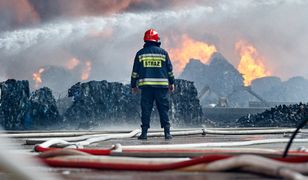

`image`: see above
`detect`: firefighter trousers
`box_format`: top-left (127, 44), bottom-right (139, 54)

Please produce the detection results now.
top-left (140, 87), bottom-right (170, 129)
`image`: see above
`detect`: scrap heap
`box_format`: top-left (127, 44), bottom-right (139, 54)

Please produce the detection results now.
top-left (28, 87), bottom-right (61, 129)
top-left (0, 79), bottom-right (30, 130)
top-left (236, 103), bottom-right (308, 127)
top-left (64, 79), bottom-right (203, 128)
top-left (0, 79), bottom-right (203, 130)
top-left (180, 53), bottom-right (254, 107)
top-left (0, 79), bottom-right (61, 130)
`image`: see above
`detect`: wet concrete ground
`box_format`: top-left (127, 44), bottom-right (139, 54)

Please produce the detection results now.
top-left (2, 128), bottom-right (308, 180)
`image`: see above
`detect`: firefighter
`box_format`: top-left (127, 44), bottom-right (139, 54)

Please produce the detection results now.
top-left (131, 29), bottom-right (175, 140)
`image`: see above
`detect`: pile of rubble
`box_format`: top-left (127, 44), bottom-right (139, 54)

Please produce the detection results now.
top-left (28, 87), bottom-right (61, 129)
top-left (180, 53), bottom-right (244, 95)
top-left (0, 79), bottom-right (60, 130)
top-left (180, 52), bottom-right (250, 107)
top-left (236, 103), bottom-right (308, 127)
top-left (64, 79), bottom-right (203, 128)
top-left (2, 78), bottom-right (308, 129)
top-left (0, 79), bottom-right (30, 130)
top-left (170, 79), bottom-right (203, 126)
top-left (63, 81), bottom-right (140, 128)
top-left (38, 65), bottom-right (79, 94)
top-left (180, 52), bottom-right (308, 108)
top-left (251, 76), bottom-right (308, 103)
top-left (0, 78), bottom-right (205, 130)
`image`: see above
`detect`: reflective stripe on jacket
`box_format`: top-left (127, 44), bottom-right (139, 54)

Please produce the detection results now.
top-left (131, 41), bottom-right (174, 88)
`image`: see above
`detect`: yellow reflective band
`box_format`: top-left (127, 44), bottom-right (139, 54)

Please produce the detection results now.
top-left (138, 81), bottom-right (169, 86)
top-left (140, 56), bottom-right (166, 61)
top-left (131, 72), bottom-right (139, 78)
top-left (139, 78), bottom-right (168, 82)
top-left (139, 54), bottom-right (165, 58)
top-left (139, 57), bottom-right (165, 62)
top-left (132, 72), bottom-right (139, 78)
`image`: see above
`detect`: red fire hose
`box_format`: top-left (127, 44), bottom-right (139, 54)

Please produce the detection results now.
top-left (34, 145), bottom-right (112, 155)
top-left (41, 154), bottom-right (229, 171)
top-left (40, 154), bottom-right (308, 171)
top-left (35, 144), bottom-right (308, 158)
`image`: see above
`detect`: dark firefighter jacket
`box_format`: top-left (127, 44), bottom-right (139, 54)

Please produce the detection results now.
top-left (131, 41), bottom-right (175, 88)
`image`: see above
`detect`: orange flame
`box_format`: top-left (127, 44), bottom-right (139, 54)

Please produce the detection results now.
top-left (81, 61), bottom-right (92, 80)
top-left (168, 35), bottom-right (217, 75)
top-left (236, 40), bottom-right (271, 86)
top-left (32, 68), bottom-right (45, 88)
top-left (66, 57), bottom-right (80, 70)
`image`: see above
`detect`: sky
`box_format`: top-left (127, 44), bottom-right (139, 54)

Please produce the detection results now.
top-left (0, 0), bottom-right (307, 93)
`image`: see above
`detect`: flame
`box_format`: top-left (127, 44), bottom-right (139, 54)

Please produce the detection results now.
top-left (236, 40), bottom-right (271, 86)
top-left (66, 57), bottom-right (80, 70)
top-left (168, 35), bottom-right (217, 74)
top-left (81, 61), bottom-right (92, 80)
top-left (32, 68), bottom-right (45, 88)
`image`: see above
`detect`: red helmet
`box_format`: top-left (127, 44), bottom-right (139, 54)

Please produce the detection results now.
top-left (144, 29), bottom-right (160, 42)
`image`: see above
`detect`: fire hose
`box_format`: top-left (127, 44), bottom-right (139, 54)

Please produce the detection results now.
top-left (187, 154), bottom-right (308, 180)
top-left (120, 138), bottom-right (308, 150)
top-left (33, 128), bottom-right (308, 156)
top-left (202, 128), bottom-right (297, 135)
top-left (34, 129), bottom-right (141, 150)
top-left (32, 128), bottom-right (308, 179)
top-left (38, 150), bottom-right (308, 180)
top-left (31, 128), bottom-right (297, 147)
top-left (35, 138), bottom-right (308, 159)
top-left (284, 116), bottom-right (308, 158)
top-left (36, 145), bottom-right (308, 158)
top-left (27, 129), bottom-right (205, 145)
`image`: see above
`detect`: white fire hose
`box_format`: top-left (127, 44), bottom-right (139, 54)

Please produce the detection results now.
top-left (187, 154), bottom-right (308, 180)
top-left (37, 129), bottom-right (141, 148)
top-left (29, 128), bottom-right (297, 146)
top-left (202, 128), bottom-right (297, 135)
top-left (120, 138), bottom-right (308, 150)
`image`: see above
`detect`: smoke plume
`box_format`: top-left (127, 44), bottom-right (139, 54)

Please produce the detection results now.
top-left (0, 0), bottom-right (307, 93)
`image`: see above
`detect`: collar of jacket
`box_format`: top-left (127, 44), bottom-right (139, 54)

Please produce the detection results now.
top-left (143, 41), bottom-right (161, 48)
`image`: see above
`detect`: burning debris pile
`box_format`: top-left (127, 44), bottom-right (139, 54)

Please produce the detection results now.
top-left (236, 103), bottom-right (308, 127)
top-left (180, 52), bottom-right (252, 107)
top-left (64, 79), bottom-right (203, 129)
top-left (180, 52), bottom-right (308, 108)
top-left (180, 52), bottom-right (244, 92)
top-left (32, 65), bottom-right (80, 94)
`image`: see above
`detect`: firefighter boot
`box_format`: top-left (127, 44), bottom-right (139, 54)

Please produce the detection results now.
top-left (138, 128), bottom-right (148, 140)
top-left (164, 127), bottom-right (172, 140)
